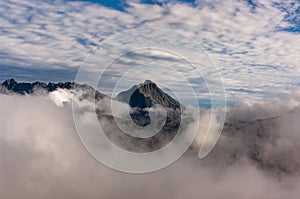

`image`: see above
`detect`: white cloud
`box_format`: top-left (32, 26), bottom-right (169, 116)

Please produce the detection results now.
top-left (49, 88), bottom-right (73, 107)
top-left (1, 88), bottom-right (300, 198)
top-left (0, 0), bottom-right (299, 101)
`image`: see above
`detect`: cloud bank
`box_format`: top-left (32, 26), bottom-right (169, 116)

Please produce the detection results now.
top-left (1, 89), bottom-right (300, 198)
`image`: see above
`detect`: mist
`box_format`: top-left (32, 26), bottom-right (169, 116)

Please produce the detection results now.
top-left (1, 89), bottom-right (300, 199)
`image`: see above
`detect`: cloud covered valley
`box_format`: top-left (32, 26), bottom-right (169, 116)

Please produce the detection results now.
top-left (1, 88), bottom-right (300, 199)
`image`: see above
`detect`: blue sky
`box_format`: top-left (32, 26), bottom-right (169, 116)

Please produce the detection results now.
top-left (0, 0), bottom-right (299, 105)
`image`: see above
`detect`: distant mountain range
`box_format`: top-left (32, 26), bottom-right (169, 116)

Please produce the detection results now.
top-left (0, 78), bottom-right (75, 94)
top-left (0, 78), bottom-right (106, 100)
top-left (0, 79), bottom-right (180, 111)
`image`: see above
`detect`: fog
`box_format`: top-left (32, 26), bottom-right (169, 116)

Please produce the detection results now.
top-left (1, 89), bottom-right (300, 199)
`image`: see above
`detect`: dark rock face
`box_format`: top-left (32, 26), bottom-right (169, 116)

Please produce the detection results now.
top-left (116, 80), bottom-right (181, 127)
top-left (117, 80), bottom-right (180, 110)
top-left (2, 79), bottom-right (18, 89)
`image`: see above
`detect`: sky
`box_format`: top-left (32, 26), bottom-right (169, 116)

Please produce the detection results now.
top-left (0, 0), bottom-right (299, 104)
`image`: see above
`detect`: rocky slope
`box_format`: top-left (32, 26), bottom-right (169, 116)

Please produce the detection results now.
top-left (117, 80), bottom-right (180, 110)
top-left (116, 80), bottom-right (181, 126)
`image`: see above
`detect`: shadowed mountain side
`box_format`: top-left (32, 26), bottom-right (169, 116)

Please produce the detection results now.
top-left (116, 80), bottom-right (181, 127)
top-left (116, 80), bottom-right (180, 110)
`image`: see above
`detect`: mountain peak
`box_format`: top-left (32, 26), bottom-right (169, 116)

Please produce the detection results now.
top-left (2, 78), bottom-right (17, 89)
top-left (117, 80), bottom-right (180, 110)
top-left (116, 80), bottom-right (181, 126)
top-left (144, 79), bottom-right (155, 85)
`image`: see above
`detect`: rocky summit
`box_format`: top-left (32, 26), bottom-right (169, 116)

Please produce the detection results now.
top-left (116, 80), bottom-right (180, 110)
top-left (116, 80), bottom-right (181, 126)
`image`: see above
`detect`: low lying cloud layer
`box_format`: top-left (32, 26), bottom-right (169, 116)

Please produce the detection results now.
top-left (1, 89), bottom-right (300, 198)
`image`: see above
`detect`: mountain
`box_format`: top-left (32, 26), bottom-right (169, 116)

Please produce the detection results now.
top-left (116, 80), bottom-right (181, 126)
top-left (117, 80), bottom-right (180, 110)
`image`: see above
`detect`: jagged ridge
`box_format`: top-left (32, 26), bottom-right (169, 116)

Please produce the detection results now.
top-left (0, 78), bottom-right (75, 94)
